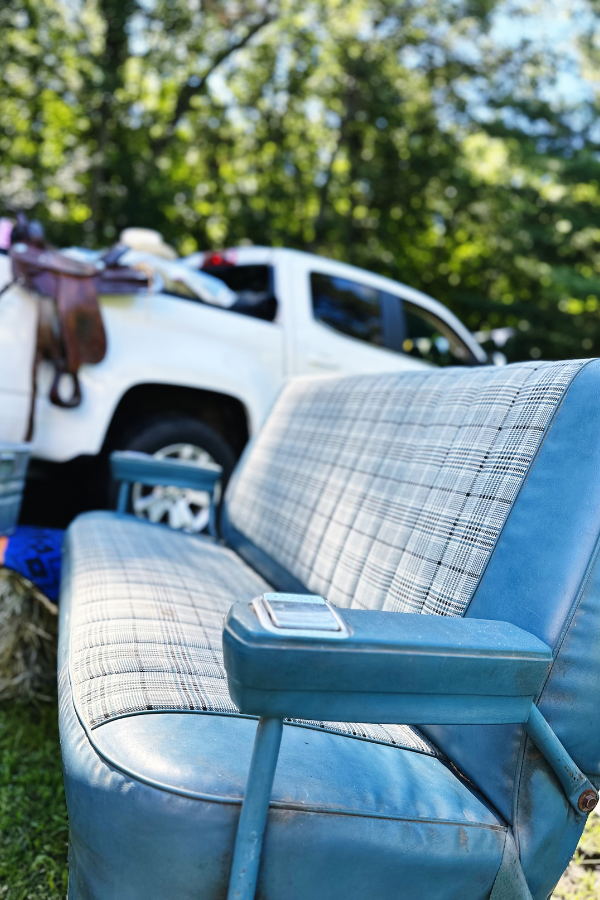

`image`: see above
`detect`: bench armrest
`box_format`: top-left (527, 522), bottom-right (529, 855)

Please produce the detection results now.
top-left (223, 594), bottom-right (552, 726)
top-left (110, 450), bottom-right (222, 535)
top-left (222, 594), bottom-right (594, 900)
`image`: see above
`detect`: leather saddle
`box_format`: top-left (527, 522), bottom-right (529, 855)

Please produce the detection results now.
top-left (10, 239), bottom-right (148, 430)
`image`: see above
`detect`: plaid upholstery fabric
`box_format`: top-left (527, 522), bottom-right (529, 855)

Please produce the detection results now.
top-left (68, 513), bottom-right (438, 756)
top-left (227, 361), bottom-right (585, 615)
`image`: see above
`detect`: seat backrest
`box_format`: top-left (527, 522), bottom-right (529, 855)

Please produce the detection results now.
top-left (223, 359), bottom-right (600, 898)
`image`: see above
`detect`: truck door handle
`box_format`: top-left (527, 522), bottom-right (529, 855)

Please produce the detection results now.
top-left (308, 355), bottom-right (340, 371)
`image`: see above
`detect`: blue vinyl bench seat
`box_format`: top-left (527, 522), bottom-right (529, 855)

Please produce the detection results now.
top-left (59, 358), bottom-right (600, 900)
top-left (60, 514), bottom-right (502, 900)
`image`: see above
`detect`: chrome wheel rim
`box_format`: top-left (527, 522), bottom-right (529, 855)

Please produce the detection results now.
top-left (131, 442), bottom-right (217, 533)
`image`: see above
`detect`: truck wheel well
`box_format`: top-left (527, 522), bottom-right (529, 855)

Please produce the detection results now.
top-left (103, 384), bottom-right (250, 459)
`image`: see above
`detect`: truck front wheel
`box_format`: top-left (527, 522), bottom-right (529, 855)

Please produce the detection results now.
top-left (112, 416), bottom-right (237, 533)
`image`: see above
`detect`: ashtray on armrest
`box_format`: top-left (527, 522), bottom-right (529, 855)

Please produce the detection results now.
top-left (253, 593), bottom-right (351, 637)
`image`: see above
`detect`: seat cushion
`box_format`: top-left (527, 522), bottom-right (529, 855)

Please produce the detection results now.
top-left (60, 515), bottom-right (507, 899)
top-left (67, 511), bottom-right (437, 753)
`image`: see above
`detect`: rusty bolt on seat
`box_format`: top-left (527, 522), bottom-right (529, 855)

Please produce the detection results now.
top-left (578, 789), bottom-right (599, 813)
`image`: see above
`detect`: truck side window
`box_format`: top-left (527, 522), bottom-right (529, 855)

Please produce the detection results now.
top-left (310, 273), bottom-right (384, 347)
top-left (402, 301), bottom-right (476, 367)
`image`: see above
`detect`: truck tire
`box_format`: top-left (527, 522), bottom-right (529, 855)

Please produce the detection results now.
top-left (111, 416), bottom-right (237, 533)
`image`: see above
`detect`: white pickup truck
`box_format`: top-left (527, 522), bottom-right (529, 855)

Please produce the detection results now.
top-left (0, 245), bottom-right (487, 530)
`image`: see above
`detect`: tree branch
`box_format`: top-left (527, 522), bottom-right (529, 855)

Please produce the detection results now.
top-left (151, 13), bottom-right (275, 155)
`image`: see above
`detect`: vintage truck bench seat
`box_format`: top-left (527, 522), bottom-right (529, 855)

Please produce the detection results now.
top-left (60, 359), bottom-right (600, 900)
top-left (60, 513), bottom-right (503, 899)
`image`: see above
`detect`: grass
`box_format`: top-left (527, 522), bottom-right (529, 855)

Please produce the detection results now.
top-left (0, 698), bottom-right (68, 900)
top-left (0, 696), bottom-right (598, 900)
top-left (554, 812), bottom-right (600, 899)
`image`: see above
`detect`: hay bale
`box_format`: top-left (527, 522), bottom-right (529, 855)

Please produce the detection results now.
top-left (0, 566), bottom-right (58, 701)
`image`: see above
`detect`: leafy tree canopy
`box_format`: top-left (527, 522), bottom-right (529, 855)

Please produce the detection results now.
top-left (1, 0), bottom-right (600, 361)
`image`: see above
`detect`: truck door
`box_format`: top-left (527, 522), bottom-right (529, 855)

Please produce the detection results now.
top-left (290, 258), bottom-right (420, 377)
top-left (0, 254), bottom-right (36, 441)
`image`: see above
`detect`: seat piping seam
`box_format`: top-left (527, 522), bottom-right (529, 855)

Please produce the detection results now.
top-left (66, 678), bottom-right (506, 828)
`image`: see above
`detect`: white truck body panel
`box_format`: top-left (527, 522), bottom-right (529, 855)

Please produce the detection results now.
top-left (0, 247), bottom-right (485, 461)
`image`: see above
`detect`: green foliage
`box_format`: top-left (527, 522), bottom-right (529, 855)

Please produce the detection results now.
top-left (0, 699), bottom-right (68, 899)
top-left (1, 0), bottom-right (600, 361)
top-left (554, 811), bottom-right (600, 899)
